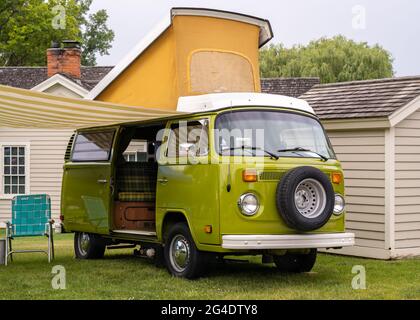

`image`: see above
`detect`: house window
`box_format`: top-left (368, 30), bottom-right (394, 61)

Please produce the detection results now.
top-left (2, 146), bottom-right (27, 195)
top-left (124, 152), bottom-right (137, 162)
top-left (123, 152), bottom-right (148, 163)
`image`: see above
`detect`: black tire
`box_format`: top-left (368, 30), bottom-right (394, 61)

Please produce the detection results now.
top-left (74, 232), bottom-right (106, 259)
top-left (276, 166), bottom-right (335, 231)
top-left (273, 249), bottom-right (317, 273)
top-left (164, 222), bottom-right (205, 279)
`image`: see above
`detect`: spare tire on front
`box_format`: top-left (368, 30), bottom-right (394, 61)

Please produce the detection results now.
top-left (276, 166), bottom-right (335, 231)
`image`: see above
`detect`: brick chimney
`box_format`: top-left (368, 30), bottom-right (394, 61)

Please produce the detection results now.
top-left (47, 40), bottom-right (81, 79)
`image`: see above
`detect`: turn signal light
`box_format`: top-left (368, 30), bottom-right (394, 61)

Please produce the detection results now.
top-left (204, 225), bottom-right (212, 234)
top-left (242, 169), bottom-right (258, 182)
top-left (332, 172), bottom-right (343, 184)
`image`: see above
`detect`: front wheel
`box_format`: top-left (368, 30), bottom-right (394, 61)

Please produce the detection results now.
top-left (273, 249), bottom-right (317, 273)
top-left (164, 223), bottom-right (206, 279)
top-left (74, 232), bottom-right (106, 259)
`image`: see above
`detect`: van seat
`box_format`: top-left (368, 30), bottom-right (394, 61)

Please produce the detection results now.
top-left (118, 192), bottom-right (155, 202)
top-left (117, 162), bottom-right (157, 202)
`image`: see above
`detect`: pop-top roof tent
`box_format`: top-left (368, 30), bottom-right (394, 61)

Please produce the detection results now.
top-left (0, 85), bottom-right (179, 129)
top-left (87, 8), bottom-right (274, 110)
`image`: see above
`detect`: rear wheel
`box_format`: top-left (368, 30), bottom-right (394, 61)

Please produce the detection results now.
top-left (74, 232), bottom-right (106, 259)
top-left (164, 222), bottom-right (205, 279)
top-left (273, 249), bottom-right (317, 273)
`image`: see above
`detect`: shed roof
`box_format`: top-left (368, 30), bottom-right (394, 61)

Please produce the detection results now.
top-left (0, 85), bottom-right (179, 129)
top-left (261, 77), bottom-right (320, 98)
top-left (300, 76), bottom-right (420, 120)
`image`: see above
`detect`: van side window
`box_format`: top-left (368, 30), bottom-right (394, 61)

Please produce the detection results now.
top-left (72, 130), bottom-right (115, 162)
top-left (167, 119), bottom-right (209, 158)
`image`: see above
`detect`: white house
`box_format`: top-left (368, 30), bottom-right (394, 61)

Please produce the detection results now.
top-left (0, 41), bottom-right (113, 227)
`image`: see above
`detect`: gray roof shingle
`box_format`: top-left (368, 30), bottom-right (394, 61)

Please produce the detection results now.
top-left (300, 76), bottom-right (420, 120)
top-left (0, 67), bottom-right (47, 90)
top-left (261, 77), bottom-right (320, 98)
top-left (0, 66), bottom-right (113, 91)
top-left (80, 67), bottom-right (113, 90)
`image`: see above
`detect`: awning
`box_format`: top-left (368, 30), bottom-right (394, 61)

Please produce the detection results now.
top-left (0, 85), bottom-right (180, 129)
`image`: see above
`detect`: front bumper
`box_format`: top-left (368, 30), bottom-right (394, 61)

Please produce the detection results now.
top-left (222, 233), bottom-right (355, 250)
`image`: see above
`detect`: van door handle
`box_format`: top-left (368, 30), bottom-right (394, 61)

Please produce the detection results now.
top-left (97, 179), bottom-right (108, 184)
top-left (157, 178), bottom-right (168, 184)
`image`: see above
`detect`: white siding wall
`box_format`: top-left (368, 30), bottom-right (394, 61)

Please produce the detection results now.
top-left (327, 129), bottom-right (387, 250)
top-left (395, 110), bottom-right (420, 250)
top-left (0, 128), bottom-right (73, 223)
top-left (43, 84), bottom-right (84, 99)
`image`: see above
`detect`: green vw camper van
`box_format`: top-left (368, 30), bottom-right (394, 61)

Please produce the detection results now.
top-left (61, 93), bottom-right (354, 279)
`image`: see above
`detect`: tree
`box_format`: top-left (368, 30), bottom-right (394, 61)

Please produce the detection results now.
top-left (81, 8), bottom-right (114, 66)
top-left (260, 36), bottom-right (394, 83)
top-left (0, 0), bottom-right (114, 66)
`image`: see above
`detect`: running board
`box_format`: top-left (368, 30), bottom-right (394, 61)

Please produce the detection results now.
top-left (112, 229), bottom-right (157, 237)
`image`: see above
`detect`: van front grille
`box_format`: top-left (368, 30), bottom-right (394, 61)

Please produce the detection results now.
top-left (258, 171), bottom-right (283, 181)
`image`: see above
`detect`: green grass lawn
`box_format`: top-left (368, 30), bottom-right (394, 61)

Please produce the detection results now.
top-left (0, 233), bottom-right (419, 300)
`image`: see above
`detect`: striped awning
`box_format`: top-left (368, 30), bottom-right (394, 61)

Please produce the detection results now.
top-left (0, 85), bottom-right (180, 129)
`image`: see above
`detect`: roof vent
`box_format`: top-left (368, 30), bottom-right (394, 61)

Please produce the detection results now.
top-left (64, 133), bottom-right (75, 161)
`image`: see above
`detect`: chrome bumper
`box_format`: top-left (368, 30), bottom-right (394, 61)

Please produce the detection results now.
top-left (222, 233), bottom-right (355, 250)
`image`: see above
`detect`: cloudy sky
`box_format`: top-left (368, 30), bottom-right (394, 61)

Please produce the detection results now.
top-left (90, 0), bottom-right (420, 77)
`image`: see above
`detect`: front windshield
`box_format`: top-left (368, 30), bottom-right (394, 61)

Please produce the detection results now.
top-left (215, 110), bottom-right (335, 160)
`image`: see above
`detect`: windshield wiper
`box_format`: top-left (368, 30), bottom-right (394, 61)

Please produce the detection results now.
top-left (277, 147), bottom-right (328, 162)
top-left (224, 146), bottom-right (279, 160)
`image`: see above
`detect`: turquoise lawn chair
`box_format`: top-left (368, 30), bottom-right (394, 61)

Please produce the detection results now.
top-left (4, 194), bottom-right (54, 266)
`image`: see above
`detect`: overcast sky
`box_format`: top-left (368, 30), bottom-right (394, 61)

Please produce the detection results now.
top-left (90, 0), bottom-right (420, 77)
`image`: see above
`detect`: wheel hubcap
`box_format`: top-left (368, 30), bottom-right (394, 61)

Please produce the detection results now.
top-left (169, 235), bottom-right (190, 272)
top-left (294, 178), bottom-right (326, 218)
top-left (79, 233), bottom-right (90, 255)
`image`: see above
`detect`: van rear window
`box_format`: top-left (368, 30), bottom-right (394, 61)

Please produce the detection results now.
top-left (71, 130), bottom-right (115, 162)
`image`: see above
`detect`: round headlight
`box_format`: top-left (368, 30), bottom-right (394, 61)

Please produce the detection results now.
top-left (238, 193), bottom-right (259, 216)
top-left (333, 194), bottom-right (345, 215)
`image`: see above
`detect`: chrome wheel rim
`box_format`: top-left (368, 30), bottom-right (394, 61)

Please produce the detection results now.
top-left (294, 178), bottom-right (326, 218)
top-left (78, 233), bottom-right (90, 255)
top-left (169, 235), bottom-right (190, 272)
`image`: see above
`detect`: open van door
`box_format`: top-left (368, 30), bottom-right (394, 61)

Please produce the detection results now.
top-left (156, 118), bottom-right (220, 245)
top-left (61, 128), bottom-right (117, 235)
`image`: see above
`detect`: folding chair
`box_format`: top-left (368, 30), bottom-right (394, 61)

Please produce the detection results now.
top-left (5, 194), bottom-right (54, 266)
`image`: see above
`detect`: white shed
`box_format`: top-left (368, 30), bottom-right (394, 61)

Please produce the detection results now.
top-left (301, 76), bottom-right (420, 259)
